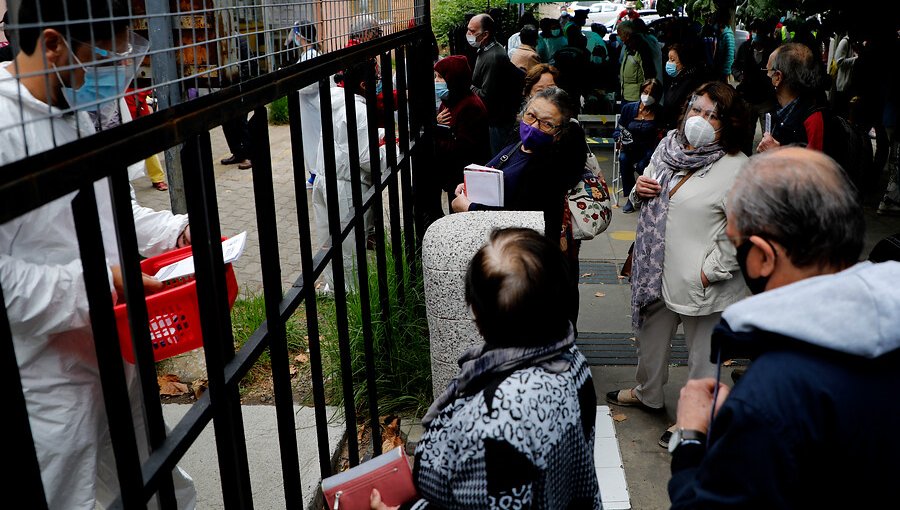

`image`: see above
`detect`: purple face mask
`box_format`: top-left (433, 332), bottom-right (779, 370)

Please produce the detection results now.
top-left (519, 120), bottom-right (554, 150)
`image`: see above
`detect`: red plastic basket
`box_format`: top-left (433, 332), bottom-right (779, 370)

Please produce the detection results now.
top-left (114, 242), bottom-right (239, 363)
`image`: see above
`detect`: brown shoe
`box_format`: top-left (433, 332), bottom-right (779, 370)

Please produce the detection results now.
top-left (605, 388), bottom-right (664, 413)
top-left (237, 159), bottom-right (252, 170)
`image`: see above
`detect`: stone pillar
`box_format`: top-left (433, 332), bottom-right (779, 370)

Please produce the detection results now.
top-left (422, 211), bottom-right (544, 397)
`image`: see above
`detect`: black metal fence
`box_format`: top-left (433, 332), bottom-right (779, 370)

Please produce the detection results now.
top-left (2, 3), bottom-right (435, 509)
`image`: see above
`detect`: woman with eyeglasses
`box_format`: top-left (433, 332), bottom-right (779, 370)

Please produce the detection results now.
top-left (451, 86), bottom-right (586, 323)
top-left (606, 82), bottom-right (751, 449)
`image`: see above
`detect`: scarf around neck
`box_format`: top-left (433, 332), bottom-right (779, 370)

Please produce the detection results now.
top-left (630, 130), bottom-right (725, 332)
top-left (421, 325), bottom-right (576, 427)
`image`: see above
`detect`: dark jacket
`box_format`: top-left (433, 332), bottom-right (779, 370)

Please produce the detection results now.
top-left (734, 37), bottom-right (777, 105)
top-left (771, 94), bottom-right (824, 149)
top-left (469, 122), bottom-right (587, 244)
top-left (662, 66), bottom-right (706, 131)
top-left (472, 41), bottom-right (519, 126)
top-left (669, 261), bottom-right (900, 509)
top-left (434, 56), bottom-right (490, 192)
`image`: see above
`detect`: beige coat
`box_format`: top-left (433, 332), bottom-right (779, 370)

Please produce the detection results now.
top-left (510, 44), bottom-right (541, 72)
top-left (631, 152), bottom-right (750, 316)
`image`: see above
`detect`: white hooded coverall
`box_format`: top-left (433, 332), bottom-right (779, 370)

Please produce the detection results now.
top-left (0, 62), bottom-right (195, 510)
top-left (312, 86), bottom-right (387, 292)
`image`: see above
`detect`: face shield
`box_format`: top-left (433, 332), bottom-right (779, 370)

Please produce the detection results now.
top-left (60, 30), bottom-right (150, 126)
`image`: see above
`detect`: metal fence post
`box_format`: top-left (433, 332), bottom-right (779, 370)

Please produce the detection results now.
top-left (147, 0), bottom-right (186, 214)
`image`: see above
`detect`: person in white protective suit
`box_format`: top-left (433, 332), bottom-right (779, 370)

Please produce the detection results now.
top-left (0, 1), bottom-right (195, 508)
top-left (313, 60), bottom-right (388, 294)
top-left (289, 20), bottom-right (325, 189)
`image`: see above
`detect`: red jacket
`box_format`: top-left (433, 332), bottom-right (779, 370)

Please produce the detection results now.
top-left (433, 55), bottom-right (491, 191)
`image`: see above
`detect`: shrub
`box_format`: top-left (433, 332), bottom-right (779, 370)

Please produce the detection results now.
top-left (321, 236), bottom-right (432, 418)
top-left (268, 96), bottom-right (290, 125)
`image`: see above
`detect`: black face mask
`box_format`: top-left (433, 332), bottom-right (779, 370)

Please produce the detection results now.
top-left (735, 238), bottom-right (775, 294)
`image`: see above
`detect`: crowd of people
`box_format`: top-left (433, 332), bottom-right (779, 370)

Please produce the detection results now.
top-left (2, 1), bottom-right (900, 508)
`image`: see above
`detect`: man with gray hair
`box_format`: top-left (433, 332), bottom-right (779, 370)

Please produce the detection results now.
top-left (667, 147), bottom-right (900, 508)
top-left (467, 13), bottom-right (519, 154)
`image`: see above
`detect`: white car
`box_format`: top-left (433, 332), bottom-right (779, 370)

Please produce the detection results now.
top-left (586, 2), bottom-right (623, 27)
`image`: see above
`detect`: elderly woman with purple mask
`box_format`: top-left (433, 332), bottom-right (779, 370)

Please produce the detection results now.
top-left (606, 81), bottom-right (751, 449)
top-left (452, 86), bottom-right (586, 324)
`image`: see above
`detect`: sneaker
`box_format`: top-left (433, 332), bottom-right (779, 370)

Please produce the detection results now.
top-left (877, 199), bottom-right (900, 216)
top-left (658, 424), bottom-right (678, 449)
top-left (622, 200), bottom-right (635, 214)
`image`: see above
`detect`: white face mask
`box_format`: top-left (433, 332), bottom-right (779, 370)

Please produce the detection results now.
top-left (683, 115), bottom-right (718, 147)
top-left (640, 94), bottom-right (655, 106)
top-left (466, 33), bottom-right (479, 47)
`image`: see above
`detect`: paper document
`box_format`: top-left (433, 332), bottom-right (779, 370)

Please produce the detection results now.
top-left (464, 164), bottom-right (505, 207)
top-left (153, 231), bottom-right (247, 281)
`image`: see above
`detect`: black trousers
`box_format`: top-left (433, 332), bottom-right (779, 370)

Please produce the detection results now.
top-left (222, 114), bottom-right (251, 160)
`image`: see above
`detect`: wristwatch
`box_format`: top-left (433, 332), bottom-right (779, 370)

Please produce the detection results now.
top-left (668, 428), bottom-right (707, 454)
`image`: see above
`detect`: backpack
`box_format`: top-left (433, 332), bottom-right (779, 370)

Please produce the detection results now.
top-left (820, 109), bottom-right (876, 195)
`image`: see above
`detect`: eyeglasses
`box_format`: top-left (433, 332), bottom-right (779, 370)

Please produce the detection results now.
top-left (523, 110), bottom-right (560, 133)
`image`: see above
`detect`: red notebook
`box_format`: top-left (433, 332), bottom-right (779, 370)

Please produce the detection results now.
top-left (321, 447), bottom-right (417, 510)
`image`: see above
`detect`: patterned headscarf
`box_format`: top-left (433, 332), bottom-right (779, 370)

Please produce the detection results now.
top-left (630, 129), bottom-right (725, 332)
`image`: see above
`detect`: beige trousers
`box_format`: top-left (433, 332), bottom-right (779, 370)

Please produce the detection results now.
top-left (633, 299), bottom-right (720, 409)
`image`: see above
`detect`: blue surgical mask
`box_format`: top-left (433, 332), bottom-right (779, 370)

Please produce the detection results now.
top-left (434, 81), bottom-right (449, 101)
top-left (665, 61), bottom-right (679, 77)
top-left (55, 46), bottom-right (130, 111)
top-left (519, 120), bottom-right (554, 150)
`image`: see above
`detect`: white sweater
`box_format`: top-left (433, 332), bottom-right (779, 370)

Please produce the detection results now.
top-left (631, 152), bottom-right (750, 316)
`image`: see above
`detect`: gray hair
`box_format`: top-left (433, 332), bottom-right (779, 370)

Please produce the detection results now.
top-left (771, 43), bottom-right (824, 94)
top-left (526, 86), bottom-right (576, 125)
top-left (728, 147), bottom-right (863, 269)
top-left (350, 15), bottom-right (381, 40)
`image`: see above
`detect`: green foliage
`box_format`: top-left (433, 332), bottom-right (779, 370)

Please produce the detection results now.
top-left (268, 96), bottom-right (290, 125)
top-left (320, 236), bottom-right (433, 418)
top-left (735, 0), bottom-right (785, 23)
top-left (231, 293), bottom-right (311, 362)
top-left (431, 0), bottom-right (490, 47)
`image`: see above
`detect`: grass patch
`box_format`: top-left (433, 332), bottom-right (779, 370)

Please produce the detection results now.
top-left (230, 292), bottom-right (335, 398)
top-left (228, 238), bottom-right (432, 418)
top-left (321, 237), bottom-right (433, 418)
top-left (267, 96), bottom-right (290, 125)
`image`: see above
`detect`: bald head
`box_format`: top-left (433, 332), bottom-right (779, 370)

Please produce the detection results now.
top-left (770, 42), bottom-right (823, 94)
top-left (467, 14), bottom-right (495, 46)
top-left (465, 228), bottom-right (571, 347)
top-left (728, 147), bottom-right (863, 269)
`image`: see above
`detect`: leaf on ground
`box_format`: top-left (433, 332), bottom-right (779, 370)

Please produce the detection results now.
top-left (191, 378), bottom-right (208, 399)
top-left (294, 353), bottom-right (309, 364)
top-left (612, 413), bottom-right (628, 422)
top-left (289, 365), bottom-right (299, 377)
top-left (594, 292), bottom-right (606, 298)
top-left (581, 272), bottom-right (594, 278)
top-left (158, 374), bottom-right (188, 396)
top-left (723, 359), bottom-right (734, 366)
top-left (617, 275), bottom-right (626, 279)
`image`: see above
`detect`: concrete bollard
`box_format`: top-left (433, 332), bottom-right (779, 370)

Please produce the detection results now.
top-left (422, 211), bottom-right (545, 398)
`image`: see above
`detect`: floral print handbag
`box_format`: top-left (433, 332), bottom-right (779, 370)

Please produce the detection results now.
top-left (566, 150), bottom-right (612, 241)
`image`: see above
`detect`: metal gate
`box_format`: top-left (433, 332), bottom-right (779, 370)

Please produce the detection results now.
top-left (1, 0), bottom-right (436, 507)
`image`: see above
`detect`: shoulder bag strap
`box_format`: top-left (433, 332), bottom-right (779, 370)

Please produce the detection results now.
top-left (495, 142), bottom-right (523, 169)
top-left (668, 171), bottom-right (694, 199)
